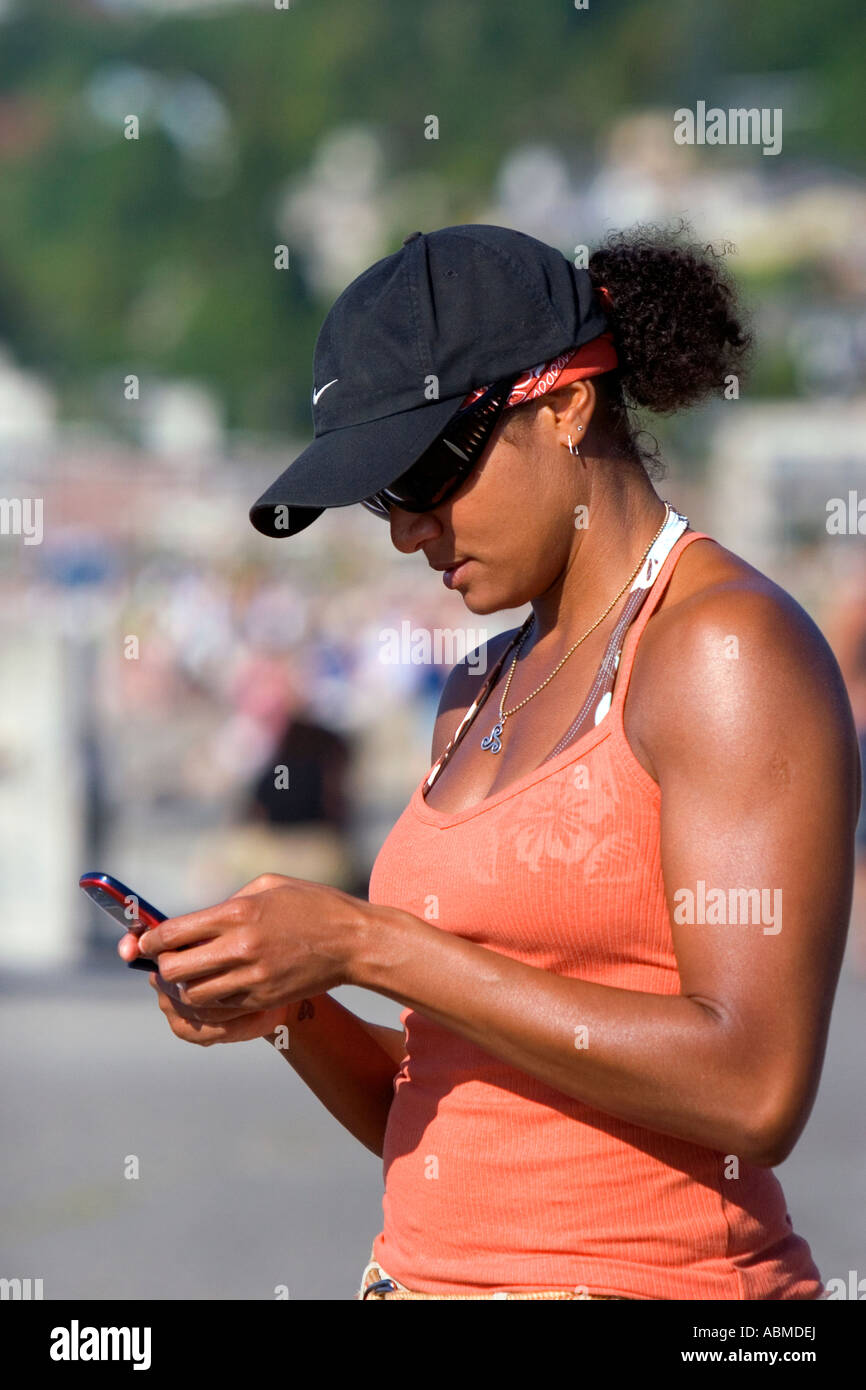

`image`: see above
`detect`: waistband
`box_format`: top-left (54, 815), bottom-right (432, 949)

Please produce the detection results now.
top-left (356, 1246), bottom-right (629, 1300)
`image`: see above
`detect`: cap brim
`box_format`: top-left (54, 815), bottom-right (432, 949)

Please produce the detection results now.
top-left (249, 392), bottom-right (470, 538)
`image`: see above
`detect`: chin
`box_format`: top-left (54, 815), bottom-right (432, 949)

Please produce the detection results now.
top-left (457, 585), bottom-right (521, 616)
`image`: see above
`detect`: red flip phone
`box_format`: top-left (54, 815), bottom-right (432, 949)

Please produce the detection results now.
top-left (79, 872), bottom-right (167, 972)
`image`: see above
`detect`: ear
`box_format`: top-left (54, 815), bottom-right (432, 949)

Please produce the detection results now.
top-left (536, 379), bottom-right (599, 449)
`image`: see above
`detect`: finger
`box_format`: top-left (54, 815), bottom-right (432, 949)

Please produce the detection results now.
top-left (154, 939), bottom-right (249, 987)
top-left (152, 980), bottom-right (206, 1025)
top-left (150, 971), bottom-right (179, 1005)
top-left (179, 969), bottom-right (262, 1009)
top-left (148, 967), bottom-right (180, 1000)
top-left (165, 1014), bottom-right (262, 1046)
top-left (177, 994), bottom-right (260, 1017)
top-left (137, 898), bottom-right (244, 957)
top-left (150, 973), bottom-right (252, 1021)
top-left (209, 991), bottom-right (260, 1011)
top-left (149, 970), bottom-right (183, 1005)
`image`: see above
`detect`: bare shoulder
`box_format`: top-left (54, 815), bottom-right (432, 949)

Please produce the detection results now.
top-left (430, 627), bottom-right (521, 764)
top-left (628, 537), bottom-right (860, 786)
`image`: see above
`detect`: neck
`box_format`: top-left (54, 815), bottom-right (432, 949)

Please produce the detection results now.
top-left (529, 462), bottom-right (667, 650)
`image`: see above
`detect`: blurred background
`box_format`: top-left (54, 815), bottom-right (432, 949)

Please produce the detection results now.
top-left (1, 0), bottom-right (864, 1299)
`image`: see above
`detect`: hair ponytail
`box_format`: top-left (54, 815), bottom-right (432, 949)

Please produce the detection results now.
top-left (587, 220), bottom-right (753, 471)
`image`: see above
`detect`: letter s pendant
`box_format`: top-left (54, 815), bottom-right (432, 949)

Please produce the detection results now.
top-left (480, 722), bottom-right (503, 753)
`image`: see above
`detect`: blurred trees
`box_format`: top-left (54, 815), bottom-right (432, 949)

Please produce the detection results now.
top-left (0, 0), bottom-right (863, 433)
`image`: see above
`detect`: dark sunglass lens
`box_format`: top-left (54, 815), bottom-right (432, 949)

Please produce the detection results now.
top-left (365, 379), bottom-right (512, 515)
top-left (382, 380), bottom-right (512, 511)
top-left (360, 495), bottom-right (391, 518)
top-left (387, 445), bottom-right (462, 509)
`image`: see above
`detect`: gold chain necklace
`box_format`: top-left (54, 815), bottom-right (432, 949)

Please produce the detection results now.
top-left (479, 502), bottom-right (671, 754)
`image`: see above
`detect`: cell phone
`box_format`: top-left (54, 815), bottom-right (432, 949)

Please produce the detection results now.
top-left (79, 872), bottom-right (167, 973)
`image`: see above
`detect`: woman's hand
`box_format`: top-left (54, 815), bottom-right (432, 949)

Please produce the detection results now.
top-left (130, 873), bottom-right (368, 1013)
top-left (148, 972), bottom-right (290, 1047)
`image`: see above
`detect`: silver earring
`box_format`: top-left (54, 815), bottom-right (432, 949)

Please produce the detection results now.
top-left (567, 433), bottom-right (580, 456)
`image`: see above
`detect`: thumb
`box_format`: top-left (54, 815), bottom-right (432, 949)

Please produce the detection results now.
top-left (117, 931), bottom-right (142, 961)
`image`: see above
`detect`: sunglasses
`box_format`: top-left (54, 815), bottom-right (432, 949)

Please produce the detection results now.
top-left (360, 376), bottom-right (515, 519)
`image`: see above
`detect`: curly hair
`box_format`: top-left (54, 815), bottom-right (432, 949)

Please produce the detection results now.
top-left (503, 220), bottom-right (753, 478)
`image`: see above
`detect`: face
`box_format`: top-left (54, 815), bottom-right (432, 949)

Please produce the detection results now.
top-left (384, 384), bottom-right (595, 614)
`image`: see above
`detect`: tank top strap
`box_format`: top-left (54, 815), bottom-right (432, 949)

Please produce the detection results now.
top-left (607, 527), bottom-right (712, 716)
top-left (544, 503), bottom-right (689, 758)
top-left (423, 516), bottom-right (711, 796)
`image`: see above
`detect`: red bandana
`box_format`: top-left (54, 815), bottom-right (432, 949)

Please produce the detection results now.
top-left (460, 286), bottom-right (618, 410)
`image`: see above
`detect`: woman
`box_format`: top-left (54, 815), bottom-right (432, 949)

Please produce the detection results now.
top-left (120, 224), bottom-right (861, 1300)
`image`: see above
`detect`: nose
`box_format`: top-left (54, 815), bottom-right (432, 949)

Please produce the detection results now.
top-left (388, 505), bottom-right (442, 555)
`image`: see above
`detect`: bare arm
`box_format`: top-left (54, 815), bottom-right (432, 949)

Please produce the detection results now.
top-left (350, 584), bottom-right (860, 1165)
top-left (147, 968), bottom-right (404, 1158)
top-left (264, 995), bottom-right (405, 1158)
top-left (355, 1015), bottom-right (408, 1066)
top-left (143, 585), bottom-right (858, 1165)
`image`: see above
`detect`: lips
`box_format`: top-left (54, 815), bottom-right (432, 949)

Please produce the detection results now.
top-left (441, 560), bottom-right (472, 589)
top-left (426, 555), bottom-right (474, 588)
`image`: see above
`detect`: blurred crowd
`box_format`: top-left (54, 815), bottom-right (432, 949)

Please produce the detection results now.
top-left (0, 423), bottom-right (863, 971)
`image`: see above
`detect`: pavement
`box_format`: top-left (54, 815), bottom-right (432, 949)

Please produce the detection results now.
top-left (1, 945), bottom-right (863, 1301)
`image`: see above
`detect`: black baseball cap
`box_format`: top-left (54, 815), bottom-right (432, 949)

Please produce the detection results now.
top-left (249, 223), bottom-right (610, 538)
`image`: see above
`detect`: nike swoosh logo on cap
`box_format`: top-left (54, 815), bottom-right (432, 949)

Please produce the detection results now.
top-left (312, 378), bottom-right (338, 404)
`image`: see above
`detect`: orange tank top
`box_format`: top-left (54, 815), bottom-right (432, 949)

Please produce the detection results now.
top-left (368, 528), bottom-right (823, 1300)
